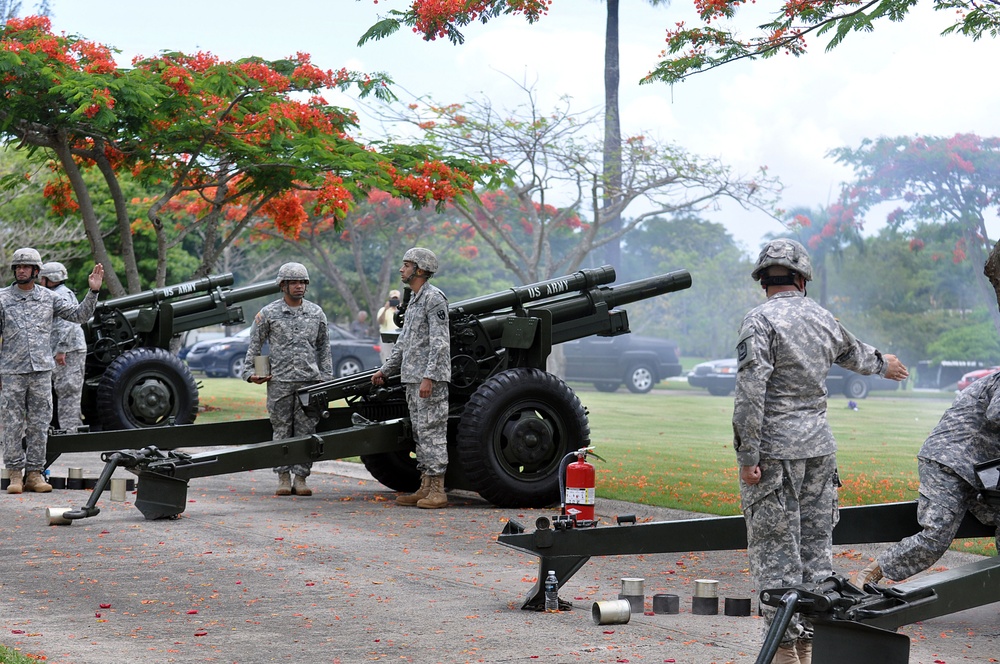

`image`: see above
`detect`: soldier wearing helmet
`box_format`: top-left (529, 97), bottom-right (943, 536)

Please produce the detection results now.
top-left (2, 249), bottom-right (104, 495)
top-left (732, 238), bottom-right (908, 664)
top-left (39, 262), bottom-right (88, 433)
top-left (372, 247), bottom-right (451, 509)
top-left (242, 261), bottom-right (331, 497)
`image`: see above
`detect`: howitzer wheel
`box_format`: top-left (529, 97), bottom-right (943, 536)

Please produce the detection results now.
top-left (457, 368), bottom-right (589, 508)
top-left (95, 347), bottom-right (199, 430)
top-left (360, 448), bottom-right (420, 493)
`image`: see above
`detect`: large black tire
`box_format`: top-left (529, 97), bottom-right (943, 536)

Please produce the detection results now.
top-left (361, 448), bottom-right (420, 492)
top-left (593, 381), bottom-right (621, 393)
top-left (707, 385), bottom-right (733, 397)
top-left (95, 347), bottom-right (199, 430)
top-left (624, 363), bottom-right (656, 394)
top-left (456, 368), bottom-right (589, 508)
top-left (843, 376), bottom-right (870, 399)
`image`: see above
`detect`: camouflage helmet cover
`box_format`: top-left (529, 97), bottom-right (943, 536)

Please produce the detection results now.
top-left (39, 261), bottom-right (69, 282)
top-left (10, 247), bottom-right (43, 270)
top-left (402, 247), bottom-right (439, 274)
top-left (275, 262), bottom-right (310, 284)
top-left (751, 239), bottom-right (813, 282)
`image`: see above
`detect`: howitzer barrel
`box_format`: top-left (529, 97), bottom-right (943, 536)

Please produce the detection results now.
top-left (169, 280), bottom-right (279, 318)
top-left (94, 274), bottom-right (236, 312)
top-left (474, 269), bottom-right (692, 341)
top-left (450, 266), bottom-right (618, 317)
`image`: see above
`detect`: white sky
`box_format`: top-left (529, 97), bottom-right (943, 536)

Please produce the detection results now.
top-left (45, 0), bottom-right (1000, 255)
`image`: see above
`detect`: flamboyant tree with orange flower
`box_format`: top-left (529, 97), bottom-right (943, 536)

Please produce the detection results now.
top-left (361, 0), bottom-right (999, 83)
top-left (0, 16), bottom-right (505, 295)
top-left (830, 133), bottom-right (1000, 330)
top-left (248, 189), bottom-right (449, 320)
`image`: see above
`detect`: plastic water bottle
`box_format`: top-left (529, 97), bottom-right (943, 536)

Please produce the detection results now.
top-left (544, 570), bottom-right (559, 612)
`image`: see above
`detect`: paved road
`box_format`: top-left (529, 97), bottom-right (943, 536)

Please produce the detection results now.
top-left (1, 457), bottom-right (996, 663)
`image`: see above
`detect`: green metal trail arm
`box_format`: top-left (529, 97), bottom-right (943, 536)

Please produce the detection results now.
top-left (497, 501), bottom-right (994, 610)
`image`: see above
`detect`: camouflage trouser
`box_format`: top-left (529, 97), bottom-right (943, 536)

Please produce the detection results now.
top-left (405, 381), bottom-right (449, 476)
top-left (52, 350), bottom-right (85, 432)
top-left (741, 454), bottom-right (839, 645)
top-left (879, 459), bottom-right (1000, 581)
top-left (1, 371), bottom-right (54, 472)
top-left (267, 380), bottom-right (321, 477)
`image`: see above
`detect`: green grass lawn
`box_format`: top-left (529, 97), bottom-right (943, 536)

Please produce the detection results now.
top-left (190, 376), bottom-right (994, 556)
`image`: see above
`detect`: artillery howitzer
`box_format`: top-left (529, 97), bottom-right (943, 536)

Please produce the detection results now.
top-left (59, 266), bottom-right (691, 519)
top-left (78, 273), bottom-right (278, 431)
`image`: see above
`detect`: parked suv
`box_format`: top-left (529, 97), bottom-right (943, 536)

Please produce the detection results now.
top-left (562, 334), bottom-right (683, 393)
top-left (198, 324), bottom-right (381, 378)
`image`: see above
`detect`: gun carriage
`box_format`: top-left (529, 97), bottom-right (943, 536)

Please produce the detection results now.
top-left (56, 266), bottom-right (692, 518)
top-left (78, 273), bottom-right (278, 431)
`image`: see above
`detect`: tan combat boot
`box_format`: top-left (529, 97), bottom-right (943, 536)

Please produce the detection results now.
top-left (794, 638), bottom-right (812, 664)
top-left (292, 474), bottom-right (312, 497)
top-left (771, 643), bottom-right (800, 664)
top-left (24, 471), bottom-right (52, 493)
top-left (6, 469), bottom-right (23, 494)
top-left (854, 560), bottom-right (883, 587)
top-left (416, 474), bottom-right (447, 509)
top-left (396, 474), bottom-right (430, 506)
top-left (275, 472), bottom-right (292, 496)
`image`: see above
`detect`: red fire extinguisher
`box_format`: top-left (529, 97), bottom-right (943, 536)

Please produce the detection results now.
top-left (564, 447), bottom-right (600, 522)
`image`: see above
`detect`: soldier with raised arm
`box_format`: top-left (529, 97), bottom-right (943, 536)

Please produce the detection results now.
top-left (2, 248), bottom-right (104, 494)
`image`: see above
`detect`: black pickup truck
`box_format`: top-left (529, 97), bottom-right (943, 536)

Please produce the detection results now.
top-left (562, 334), bottom-right (683, 393)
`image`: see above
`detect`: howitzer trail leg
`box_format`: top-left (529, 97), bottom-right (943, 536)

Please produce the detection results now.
top-left (397, 474), bottom-right (430, 506)
top-left (292, 474), bottom-right (311, 496)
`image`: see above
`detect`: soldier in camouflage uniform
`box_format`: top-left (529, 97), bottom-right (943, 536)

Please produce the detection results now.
top-left (242, 262), bottom-right (332, 497)
top-left (39, 262), bottom-right (87, 433)
top-left (732, 239), bottom-right (908, 664)
top-left (371, 247), bottom-right (451, 509)
top-left (2, 248), bottom-right (104, 494)
top-left (855, 371), bottom-right (1000, 587)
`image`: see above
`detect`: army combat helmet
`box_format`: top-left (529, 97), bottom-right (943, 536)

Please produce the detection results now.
top-left (39, 261), bottom-right (69, 283)
top-left (10, 247), bottom-right (43, 285)
top-left (751, 238), bottom-right (813, 286)
top-left (275, 262), bottom-right (310, 285)
top-left (10, 247), bottom-right (43, 271)
top-left (402, 247), bottom-right (439, 275)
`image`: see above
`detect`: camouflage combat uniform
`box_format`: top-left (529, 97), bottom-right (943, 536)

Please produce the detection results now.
top-left (733, 290), bottom-right (889, 644)
top-left (241, 298), bottom-right (332, 477)
top-left (876, 372), bottom-right (1000, 580)
top-left (379, 283), bottom-right (450, 476)
top-left (0, 285), bottom-right (98, 472)
top-left (49, 283), bottom-right (87, 432)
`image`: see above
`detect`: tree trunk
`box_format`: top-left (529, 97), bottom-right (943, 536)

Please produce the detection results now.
top-left (52, 134), bottom-right (125, 297)
top-left (602, 0), bottom-right (622, 270)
